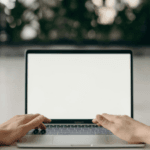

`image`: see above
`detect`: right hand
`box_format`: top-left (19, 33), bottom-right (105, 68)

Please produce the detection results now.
top-left (0, 114), bottom-right (51, 146)
top-left (92, 113), bottom-right (150, 144)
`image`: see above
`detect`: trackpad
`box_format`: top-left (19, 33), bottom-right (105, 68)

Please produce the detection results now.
top-left (17, 135), bottom-right (53, 148)
top-left (53, 135), bottom-right (107, 146)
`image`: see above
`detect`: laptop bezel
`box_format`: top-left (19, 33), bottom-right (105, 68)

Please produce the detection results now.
top-left (25, 50), bottom-right (133, 124)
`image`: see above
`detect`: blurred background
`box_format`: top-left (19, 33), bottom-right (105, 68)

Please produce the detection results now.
top-left (0, 0), bottom-right (150, 126)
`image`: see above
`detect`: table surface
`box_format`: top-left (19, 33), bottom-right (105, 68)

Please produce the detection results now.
top-left (0, 56), bottom-right (150, 150)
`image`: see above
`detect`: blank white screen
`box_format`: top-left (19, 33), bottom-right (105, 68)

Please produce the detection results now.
top-left (28, 54), bottom-right (131, 119)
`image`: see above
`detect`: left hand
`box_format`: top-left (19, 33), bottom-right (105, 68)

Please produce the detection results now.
top-left (0, 114), bottom-right (51, 146)
top-left (92, 113), bottom-right (149, 144)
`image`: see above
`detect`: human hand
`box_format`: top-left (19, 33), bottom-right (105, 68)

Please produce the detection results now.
top-left (0, 114), bottom-right (51, 146)
top-left (92, 113), bottom-right (150, 144)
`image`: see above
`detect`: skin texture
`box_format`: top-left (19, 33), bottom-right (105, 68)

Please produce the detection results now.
top-left (0, 114), bottom-right (51, 146)
top-left (0, 113), bottom-right (150, 146)
top-left (92, 113), bottom-right (150, 144)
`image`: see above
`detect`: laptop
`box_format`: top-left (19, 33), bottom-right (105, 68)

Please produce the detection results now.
top-left (17, 50), bottom-right (145, 148)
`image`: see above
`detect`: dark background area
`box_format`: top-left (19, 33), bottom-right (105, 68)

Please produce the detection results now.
top-left (0, 0), bottom-right (150, 45)
top-left (1, 0), bottom-right (150, 56)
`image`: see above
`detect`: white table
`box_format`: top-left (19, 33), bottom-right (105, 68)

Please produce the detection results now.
top-left (0, 56), bottom-right (150, 149)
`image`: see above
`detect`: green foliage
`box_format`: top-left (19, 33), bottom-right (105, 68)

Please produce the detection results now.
top-left (0, 0), bottom-right (150, 44)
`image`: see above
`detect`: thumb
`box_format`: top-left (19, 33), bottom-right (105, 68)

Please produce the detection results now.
top-left (24, 115), bottom-right (45, 132)
top-left (96, 115), bottom-right (114, 131)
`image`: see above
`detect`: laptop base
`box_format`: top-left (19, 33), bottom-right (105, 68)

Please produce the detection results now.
top-left (17, 135), bottom-right (145, 148)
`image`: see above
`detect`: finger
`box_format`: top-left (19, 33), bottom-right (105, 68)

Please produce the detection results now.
top-left (92, 119), bottom-right (102, 126)
top-left (42, 115), bottom-right (51, 123)
top-left (96, 115), bottom-right (114, 131)
top-left (101, 113), bottom-right (118, 122)
top-left (34, 123), bottom-right (46, 130)
top-left (23, 115), bottom-right (45, 132)
top-left (24, 113), bottom-right (39, 118)
top-left (97, 123), bottom-right (102, 126)
top-left (24, 114), bottom-right (51, 123)
top-left (20, 114), bottom-right (40, 124)
top-left (39, 123), bottom-right (46, 130)
top-left (92, 119), bottom-right (98, 124)
top-left (22, 114), bottom-right (51, 124)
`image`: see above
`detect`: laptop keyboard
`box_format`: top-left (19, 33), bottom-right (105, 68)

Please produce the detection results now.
top-left (27, 125), bottom-right (113, 135)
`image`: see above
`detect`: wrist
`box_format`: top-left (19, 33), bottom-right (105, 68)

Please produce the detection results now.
top-left (138, 125), bottom-right (150, 144)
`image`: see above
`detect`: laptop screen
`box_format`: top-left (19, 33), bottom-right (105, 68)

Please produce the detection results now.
top-left (27, 52), bottom-right (131, 120)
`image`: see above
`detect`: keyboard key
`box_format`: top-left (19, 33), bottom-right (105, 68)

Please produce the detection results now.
top-left (50, 125), bottom-right (56, 128)
top-left (41, 125), bottom-right (113, 135)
